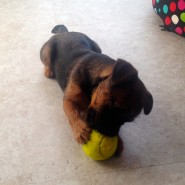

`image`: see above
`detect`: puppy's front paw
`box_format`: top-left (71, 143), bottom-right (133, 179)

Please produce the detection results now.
top-left (73, 121), bottom-right (92, 144)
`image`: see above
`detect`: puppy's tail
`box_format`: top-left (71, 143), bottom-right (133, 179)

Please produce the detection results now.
top-left (51, 25), bottom-right (68, 34)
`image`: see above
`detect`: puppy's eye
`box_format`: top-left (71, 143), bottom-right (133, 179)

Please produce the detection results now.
top-left (94, 76), bottom-right (109, 87)
top-left (114, 101), bottom-right (120, 107)
top-left (110, 98), bottom-right (119, 107)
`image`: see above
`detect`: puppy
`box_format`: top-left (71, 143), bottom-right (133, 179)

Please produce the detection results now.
top-left (40, 25), bottom-right (153, 154)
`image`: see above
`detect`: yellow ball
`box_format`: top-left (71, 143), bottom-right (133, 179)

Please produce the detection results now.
top-left (82, 130), bottom-right (118, 160)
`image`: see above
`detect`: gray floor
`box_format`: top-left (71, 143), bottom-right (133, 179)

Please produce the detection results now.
top-left (1, 0), bottom-right (185, 184)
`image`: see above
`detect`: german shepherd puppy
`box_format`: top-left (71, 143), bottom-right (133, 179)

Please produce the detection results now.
top-left (40, 25), bottom-right (153, 155)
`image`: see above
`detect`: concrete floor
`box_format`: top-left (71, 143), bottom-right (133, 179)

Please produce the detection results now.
top-left (1, 0), bottom-right (185, 184)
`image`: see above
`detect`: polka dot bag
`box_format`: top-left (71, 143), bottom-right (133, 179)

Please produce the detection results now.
top-left (152, 0), bottom-right (185, 37)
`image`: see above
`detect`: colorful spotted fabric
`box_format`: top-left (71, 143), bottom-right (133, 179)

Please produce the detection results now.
top-left (152, 0), bottom-right (185, 37)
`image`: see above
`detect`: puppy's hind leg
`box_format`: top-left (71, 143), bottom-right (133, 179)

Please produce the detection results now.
top-left (40, 42), bottom-right (55, 79)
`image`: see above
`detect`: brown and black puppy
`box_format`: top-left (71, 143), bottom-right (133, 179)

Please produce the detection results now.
top-left (40, 25), bottom-right (153, 154)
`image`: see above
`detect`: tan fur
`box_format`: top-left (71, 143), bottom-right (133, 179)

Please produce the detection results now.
top-left (63, 79), bottom-right (91, 144)
top-left (89, 78), bottom-right (111, 111)
top-left (44, 66), bottom-right (54, 78)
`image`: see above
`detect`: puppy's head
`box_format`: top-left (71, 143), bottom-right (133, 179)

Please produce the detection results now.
top-left (87, 59), bottom-right (153, 136)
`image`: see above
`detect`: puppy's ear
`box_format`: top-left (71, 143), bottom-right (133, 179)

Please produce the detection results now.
top-left (144, 91), bottom-right (153, 115)
top-left (110, 59), bottom-right (138, 87)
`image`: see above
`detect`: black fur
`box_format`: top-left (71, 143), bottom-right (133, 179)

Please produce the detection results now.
top-left (41, 25), bottom-right (153, 139)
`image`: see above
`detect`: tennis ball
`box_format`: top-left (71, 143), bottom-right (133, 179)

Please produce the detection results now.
top-left (82, 130), bottom-right (118, 160)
